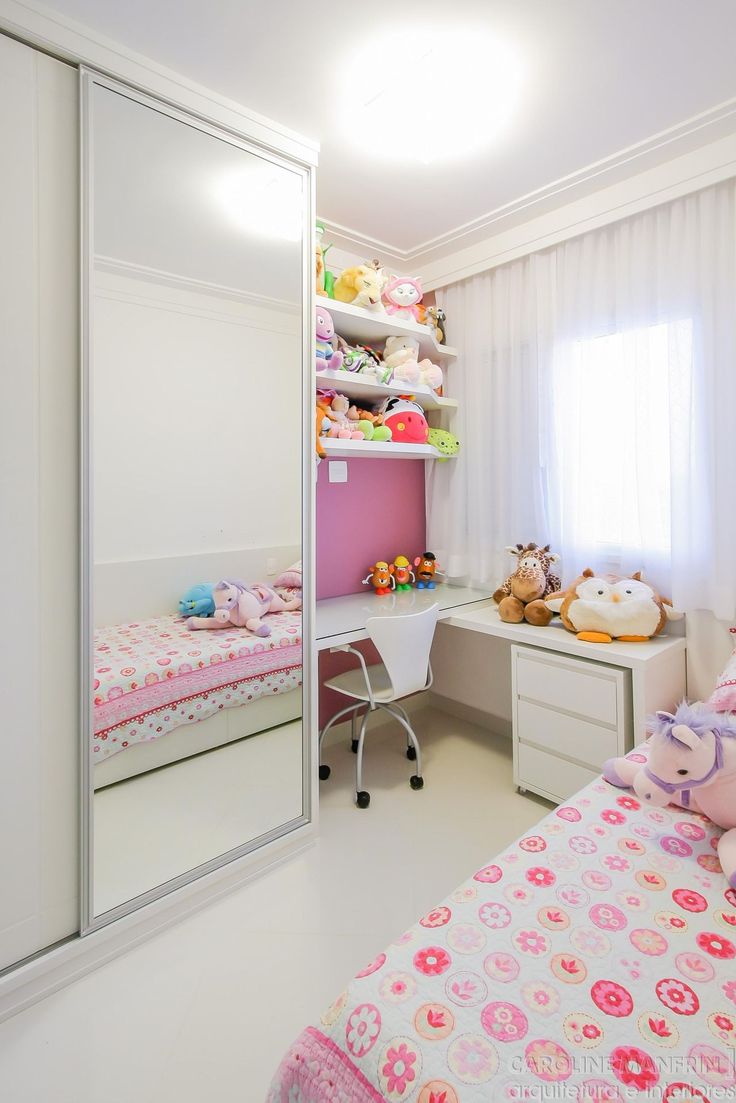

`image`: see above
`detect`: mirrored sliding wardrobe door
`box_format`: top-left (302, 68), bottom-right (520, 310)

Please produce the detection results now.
top-left (82, 72), bottom-right (310, 929)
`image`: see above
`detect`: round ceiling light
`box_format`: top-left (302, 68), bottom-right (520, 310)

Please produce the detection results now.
top-left (338, 27), bottom-right (524, 164)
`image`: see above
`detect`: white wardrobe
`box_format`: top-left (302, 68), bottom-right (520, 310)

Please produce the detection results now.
top-left (0, 23), bottom-right (316, 994)
top-left (1, 33), bottom-right (79, 971)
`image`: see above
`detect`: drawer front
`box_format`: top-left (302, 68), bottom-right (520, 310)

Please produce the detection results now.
top-left (515, 651), bottom-right (619, 726)
top-left (516, 743), bottom-right (600, 804)
top-left (517, 699), bottom-right (619, 768)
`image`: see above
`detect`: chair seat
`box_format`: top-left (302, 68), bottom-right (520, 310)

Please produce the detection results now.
top-left (324, 663), bottom-right (395, 703)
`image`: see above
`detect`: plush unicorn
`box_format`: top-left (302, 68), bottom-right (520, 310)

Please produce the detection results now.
top-left (604, 701), bottom-right (736, 887)
top-left (186, 580), bottom-right (301, 636)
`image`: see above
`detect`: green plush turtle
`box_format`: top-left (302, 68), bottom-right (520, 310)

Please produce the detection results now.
top-left (428, 428), bottom-right (460, 461)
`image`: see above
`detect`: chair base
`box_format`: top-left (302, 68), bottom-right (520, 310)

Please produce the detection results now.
top-left (318, 699), bottom-right (424, 808)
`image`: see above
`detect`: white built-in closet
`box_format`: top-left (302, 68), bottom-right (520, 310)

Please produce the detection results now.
top-left (1, 33), bottom-right (79, 970)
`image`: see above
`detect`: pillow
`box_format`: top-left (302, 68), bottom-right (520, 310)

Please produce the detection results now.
top-left (273, 560), bottom-right (302, 590)
top-left (707, 627), bottom-right (736, 712)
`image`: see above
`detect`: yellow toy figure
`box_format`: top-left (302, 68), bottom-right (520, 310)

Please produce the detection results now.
top-left (333, 265), bottom-right (385, 312)
top-left (393, 555), bottom-right (415, 591)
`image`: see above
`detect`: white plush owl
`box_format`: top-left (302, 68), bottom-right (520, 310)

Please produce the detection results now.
top-left (546, 569), bottom-right (683, 643)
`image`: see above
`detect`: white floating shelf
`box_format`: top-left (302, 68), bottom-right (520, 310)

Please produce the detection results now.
top-left (321, 438), bottom-right (450, 460)
top-left (322, 297), bottom-right (457, 362)
top-left (315, 370), bottom-right (458, 412)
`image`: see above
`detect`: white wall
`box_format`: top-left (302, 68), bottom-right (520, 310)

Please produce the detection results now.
top-left (93, 266), bottom-right (302, 565)
top-left (0, 34), bottom-right (79, 971)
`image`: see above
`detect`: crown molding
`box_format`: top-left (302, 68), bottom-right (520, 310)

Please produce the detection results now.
top-left (320, 95), bottom-right (736, 271)
top-left (0, 0), bottom-right (319, 166)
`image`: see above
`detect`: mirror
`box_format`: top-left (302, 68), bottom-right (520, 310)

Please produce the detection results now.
top-left (84, 77), bottom-right (308, 924)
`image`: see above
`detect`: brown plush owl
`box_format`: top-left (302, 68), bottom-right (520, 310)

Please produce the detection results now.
top-left (545, 569), bottom-right (683, 643)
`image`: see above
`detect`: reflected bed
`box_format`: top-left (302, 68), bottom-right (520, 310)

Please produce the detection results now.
top-left (93, 610), bottom-right (302, 787)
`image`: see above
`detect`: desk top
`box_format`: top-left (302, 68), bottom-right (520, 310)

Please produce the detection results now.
top-left (445, 606), bottom-right (687, 670)
top-left (316, 586), bottom-right (494, 650)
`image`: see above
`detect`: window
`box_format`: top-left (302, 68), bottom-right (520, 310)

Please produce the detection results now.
top-left (547, 319), bottom-right (693, 574)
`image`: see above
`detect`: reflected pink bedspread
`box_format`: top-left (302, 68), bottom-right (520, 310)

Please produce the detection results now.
top-left (93, 611), bottom-right (301, 761)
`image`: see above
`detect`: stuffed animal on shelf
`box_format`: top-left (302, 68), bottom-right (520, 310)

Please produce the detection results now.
top-left (315, 393), bottom-right (335, 458)
top-left (427, 428), bottom-right (459, 460)
top-left (187, 580), bottom-right (301, 635)
top-left (426, 305), bottom-right (447, 344)
top-left (178, 583), bottom-right (215, 618)
top-left (383, 335), bottom-right (421, 385)
top-left (494, 542), bottom-right (561, 626)
top-left (603, 701), bottom-right (736, 888)
top-left (328, 393), bottom-right (364, 440)
top-left (347, 405), bottom-right (392, 442)
top-left (338, 338), bottom-right (392, 384)
top-left (333, 265), bottom-right (385, 311)
top-left (362, 561), bottom-right (395, 596)
top-left (392, 555), bottom-right (415, 591)
top-left (316, 306), bottom-right (343, 371)
top-left (315, 222), bottom-right (336, 298)
top-left (379, 397), bottom-right (429, 445)
top-left (417, 358), bottom-right (443, 391)
top-left (414, 552), bottom-right (442, 589)
top-left (545, 569), bottom-right (683, 643)
top-left (383, 276), bottom-right (424, 321)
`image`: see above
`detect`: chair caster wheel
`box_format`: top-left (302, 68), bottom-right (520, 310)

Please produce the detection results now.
top-left (406, 746), bottom-right (417, 761)
top-left (356, 791), bottom-right (370, 809)
top-left (319, 764), bottom-right (331, 781)
top-left (351, 739), bottom-right (359, 754)
top-left (410, 775), bottom-right (424, 790)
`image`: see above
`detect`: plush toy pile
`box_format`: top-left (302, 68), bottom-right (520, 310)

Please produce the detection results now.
top-left (315, 306), bottom-right (444, 394)
top-left (315, 235), bottom-right (448, 345)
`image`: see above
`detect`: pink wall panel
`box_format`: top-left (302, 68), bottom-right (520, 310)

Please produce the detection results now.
top-left (316, 456), bottom-right (427, 727)
top-left (316, 458), bottom-right (427, 600)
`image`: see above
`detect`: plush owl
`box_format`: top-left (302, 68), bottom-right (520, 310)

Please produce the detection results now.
top-left (545, 569), bottom-right (683, 643)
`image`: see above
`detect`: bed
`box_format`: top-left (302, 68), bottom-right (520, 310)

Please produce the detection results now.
top-left (93, 609), bottom-right (302, 787)
top-left (269, 755), bottom-right (736, 1102)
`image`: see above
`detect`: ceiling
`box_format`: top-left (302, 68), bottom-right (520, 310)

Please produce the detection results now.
top-left (42, 0), bottom-right (736, 260)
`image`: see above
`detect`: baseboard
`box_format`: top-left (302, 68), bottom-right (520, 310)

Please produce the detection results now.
top-left (427, 691), bottom-right (512, 740)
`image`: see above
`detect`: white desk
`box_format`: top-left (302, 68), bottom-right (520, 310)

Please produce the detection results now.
top-left (443, 606), bottom-right (687, 804)
top-left (316, 585), bottom-right (494, 651)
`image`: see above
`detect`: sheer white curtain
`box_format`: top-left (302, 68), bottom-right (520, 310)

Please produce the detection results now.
top-left (427, 180), bottom-right (736, 619)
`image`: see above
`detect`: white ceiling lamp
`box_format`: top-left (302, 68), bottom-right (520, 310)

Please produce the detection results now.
top-left (214, 163), bottom-right (303, 242)
top-left (340, 27), bottom-right (524, 164)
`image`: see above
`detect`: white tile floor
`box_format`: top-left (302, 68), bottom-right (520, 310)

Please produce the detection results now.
top-left (0, 709), bottom-right (550, 1103)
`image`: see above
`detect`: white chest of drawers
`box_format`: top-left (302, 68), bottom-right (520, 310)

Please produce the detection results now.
top-left (512, 646), bottom-right (633, 803)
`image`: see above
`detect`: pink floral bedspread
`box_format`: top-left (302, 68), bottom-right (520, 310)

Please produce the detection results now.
top-left (269, 765), bottom-right (736, 1103)
top-left (93, 612), bottom-right (301, 761)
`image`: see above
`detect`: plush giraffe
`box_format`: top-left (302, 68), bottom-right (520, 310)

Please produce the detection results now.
top-left (493, 542), bottom-right (561, 626)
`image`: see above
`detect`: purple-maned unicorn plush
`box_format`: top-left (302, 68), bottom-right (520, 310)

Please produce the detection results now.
top-left (604, 700), bottom-right (736, 888)
top-left (186, 580), bottom-right (300, 637)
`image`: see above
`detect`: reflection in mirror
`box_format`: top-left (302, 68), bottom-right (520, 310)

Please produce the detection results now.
top-left (88, 83), bottom-right (305, 920)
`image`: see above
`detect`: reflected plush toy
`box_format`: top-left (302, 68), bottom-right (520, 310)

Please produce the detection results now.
top-left (178, 584), bottom-right (215, 618)
top-left (494, 543), bottom-right (561, 626)
top-left (187, 580), bottom-right (301, 636)
top-left (603, 701), bottom-right (736, 887)
top-left (546, 569), bottom-right (682, 643)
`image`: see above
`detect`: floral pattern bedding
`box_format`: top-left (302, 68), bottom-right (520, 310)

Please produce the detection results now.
top-left (93, 612), bottom-right (301, 761)
top-left (269, 762), bottom-right (736, 1103)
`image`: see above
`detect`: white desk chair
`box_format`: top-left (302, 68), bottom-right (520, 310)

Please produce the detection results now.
top-left (318, 603), bottom-right (439, 808)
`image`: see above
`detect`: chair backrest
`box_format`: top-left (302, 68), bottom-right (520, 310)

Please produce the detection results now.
top-left (365, 604), bottom-right (440, 700)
